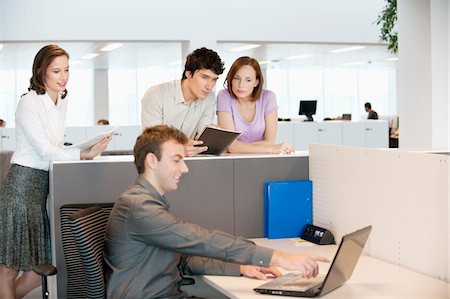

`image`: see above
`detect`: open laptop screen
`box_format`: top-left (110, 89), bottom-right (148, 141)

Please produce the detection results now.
top-left (320, 225), bottom-right (372, 295)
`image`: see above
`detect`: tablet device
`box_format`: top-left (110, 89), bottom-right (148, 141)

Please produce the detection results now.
top-left (196, 126), bottom-right (241, 155)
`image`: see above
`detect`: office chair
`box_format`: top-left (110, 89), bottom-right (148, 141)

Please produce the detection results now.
top-left (33, 263), bottom-right (57, 299)
top-left (69, 205), bottom-right (195, 283)
top-left (62, 204), bottom-right (194, 299)
top-left (68, 205), bottom-right (110, 299)
top-left (32, 204), bottom-right (110, 299)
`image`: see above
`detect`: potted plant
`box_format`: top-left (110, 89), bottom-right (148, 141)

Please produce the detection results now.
top-left (376, 0), bottom-right (398, 54)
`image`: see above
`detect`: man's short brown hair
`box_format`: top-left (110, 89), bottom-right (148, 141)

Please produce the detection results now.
top-left (134, 125), bottom-right (188, 174)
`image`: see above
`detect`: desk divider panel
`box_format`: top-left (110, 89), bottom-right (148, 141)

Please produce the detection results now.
top-left (49, 161), bottom-right (136, 298)
top-left (233, 156), bottom-right (309, 238)
top-left (309, 144), bottom-right (449, 281)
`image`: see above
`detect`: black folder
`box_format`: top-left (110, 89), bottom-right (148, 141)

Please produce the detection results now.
top-left (196, 126), bottom-right (241, 155)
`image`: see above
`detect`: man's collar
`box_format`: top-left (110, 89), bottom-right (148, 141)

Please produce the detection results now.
top-left (174, 80), bottom-right (185, 104)
top-left (136, 175), bottom-right (170, 208)
top-left (178, 79), bottom-right (200, 104)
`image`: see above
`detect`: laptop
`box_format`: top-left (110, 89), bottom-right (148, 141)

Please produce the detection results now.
top-left (254, 225), bottom-right (372, 297)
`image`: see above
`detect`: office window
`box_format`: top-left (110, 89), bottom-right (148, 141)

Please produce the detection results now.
top-left (358, 69), bottom-right (396, 118)
top-left (323, 69), bottom-right (357, 119)
top-left (0, 70), bottom-right (28, 126)
top-left (108, 66), bottom-right (180, 126)
top-left (65, 69), bottom-right (94, 126)
top-left (270, 68), bottom-right (323, 118)
top-left (0, 68), bottom-right (93, 127)
top-left (0, 41), bottom-right (182, 127)
top-left (218, 42), bottom-right (397, 121)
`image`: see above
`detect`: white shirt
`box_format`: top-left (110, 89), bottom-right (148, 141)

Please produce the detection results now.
top-left (141, 80), bottom-right (216, 139)
top-left (11, 90), bottom-right (80, 171)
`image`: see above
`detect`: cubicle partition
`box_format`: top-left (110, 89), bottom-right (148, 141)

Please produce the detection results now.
top-left (309, 144), bottom-right (449, 282)
top-left (48, 153), bottom-right (309, 298)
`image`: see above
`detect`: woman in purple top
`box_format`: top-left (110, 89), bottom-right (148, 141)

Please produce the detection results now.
top-left (217, 56), bottom-right (294, 154)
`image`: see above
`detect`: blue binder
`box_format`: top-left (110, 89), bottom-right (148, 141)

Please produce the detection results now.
top-left (264, 180), bottom-right (312, 239)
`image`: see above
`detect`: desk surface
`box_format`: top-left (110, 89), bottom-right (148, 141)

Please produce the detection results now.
top-left (201, 238), bottom-right (449, 299)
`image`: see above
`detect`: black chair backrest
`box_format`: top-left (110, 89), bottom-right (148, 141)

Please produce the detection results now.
top-left (60, 204), bottom-right (113, 299)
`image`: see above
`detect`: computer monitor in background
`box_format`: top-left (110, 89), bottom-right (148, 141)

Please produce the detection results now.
top-left (299, 100), bottom-right (317, 121)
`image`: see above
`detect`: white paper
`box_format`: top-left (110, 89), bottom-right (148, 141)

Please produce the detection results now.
top-left (68, 127), bottom-right (117, 150)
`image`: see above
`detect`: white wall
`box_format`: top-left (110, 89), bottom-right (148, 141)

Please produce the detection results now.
top-left (397, 0), bottom-right (432, 148)
top-left (0, 0), bottom-right (384, 45)
top-left (431, 0), bottom-right (449, 149)
top-left (397, 0), bottom-right (450, 149)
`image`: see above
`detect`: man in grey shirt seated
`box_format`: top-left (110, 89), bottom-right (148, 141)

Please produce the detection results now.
top-left (141, 47), bottom-right (225, 156)
top-left (104, 125), bottom-right (329, 299)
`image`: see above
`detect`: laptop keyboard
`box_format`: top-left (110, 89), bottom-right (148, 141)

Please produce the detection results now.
top-left (280, 273), bottom-right (325, 291)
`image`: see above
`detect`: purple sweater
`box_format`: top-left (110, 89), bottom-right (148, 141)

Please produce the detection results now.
top-left (217, 89), bottom-right (278, 143)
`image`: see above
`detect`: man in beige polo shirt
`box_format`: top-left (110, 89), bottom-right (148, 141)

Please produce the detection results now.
top-left (141, 47), bottom-right (225, 156)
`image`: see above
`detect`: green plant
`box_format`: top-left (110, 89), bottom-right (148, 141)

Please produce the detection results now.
top-left (376, 0), bottom-right (398, 54)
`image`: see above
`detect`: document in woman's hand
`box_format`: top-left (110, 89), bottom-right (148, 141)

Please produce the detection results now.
top-left (68, 126), bottom-right (118, 150)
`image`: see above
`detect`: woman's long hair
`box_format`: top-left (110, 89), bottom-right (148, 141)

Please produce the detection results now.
top-left (28, 44), bottom-right (69, 99)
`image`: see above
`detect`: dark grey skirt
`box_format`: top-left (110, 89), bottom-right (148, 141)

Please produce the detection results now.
top-left (0, 164), bottom-right (51, 271)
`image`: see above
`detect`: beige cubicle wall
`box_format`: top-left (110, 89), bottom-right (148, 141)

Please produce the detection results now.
top-left (309, 144), bottom-right (449, 283)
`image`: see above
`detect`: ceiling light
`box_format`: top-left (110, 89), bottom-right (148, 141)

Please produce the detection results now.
top-left (385, 57), bottom-right (399, 61)
top-left (329, 46), bottom-right (366, 53)
top-left (258, 60), bottom-right (271, 65)
top-left (286, 54), bottom-right (313, 60)
top-left (0, 44), bottom-right (3, 51)
top-left (82, 53), bottom-right (99, 59)
top-left (341, 61), bottom-right (366, 66)
top-left (229, 44), bottom-right (261, 52)
top-left (69, 59), bottom-right (81, 66)
top-left (168, 60), bottom-right (182, 66)
top-left (100, 43), bottom-right (123, 52)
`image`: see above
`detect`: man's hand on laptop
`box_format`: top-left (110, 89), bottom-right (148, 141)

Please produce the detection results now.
top-left (240, 265), bottom-right (282, 280)
top-left (270, 250), bottom-right (330, 279)
top-left (185, 139), bottom-right (207, 156)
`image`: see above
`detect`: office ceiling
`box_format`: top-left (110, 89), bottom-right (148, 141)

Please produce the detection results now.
top-left (0, 41), bottom-right (397, 71)
top-left (0, 41), bottom-right (182, 70)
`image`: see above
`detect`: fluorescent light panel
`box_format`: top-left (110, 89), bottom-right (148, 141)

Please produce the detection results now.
top-left (82, 53), bottom-right (99, 59)
top-left (258, 60), bottom-right (271, 65)
top-left (229, 44), bottom-right (261, 52)
top-left (330, 46), bottom-right (366, 53)
top-left (100, 43), bottom-right (123, 52)
top-left (385, 57), bottom-right (399, 61)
